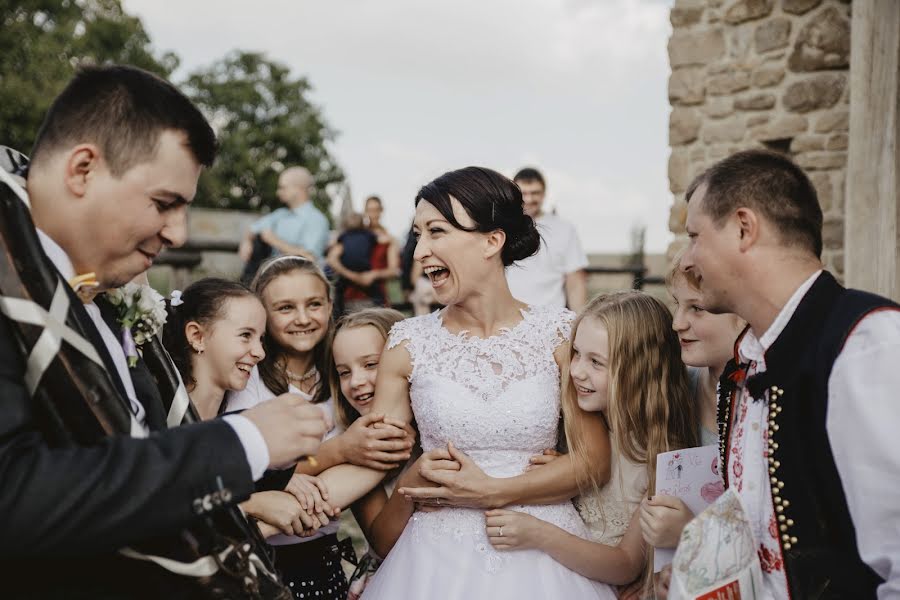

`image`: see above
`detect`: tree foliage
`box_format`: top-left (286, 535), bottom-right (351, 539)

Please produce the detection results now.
top-left (0, 0), bottom-right (177, 154)
top-left (0, 3), bottom-right (345, 216)
top-left (184, 51), bottom-right (343, 215)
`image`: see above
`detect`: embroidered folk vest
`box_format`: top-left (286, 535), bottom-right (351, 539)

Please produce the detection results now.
top-left (718, 272), bottom-right (897, 599)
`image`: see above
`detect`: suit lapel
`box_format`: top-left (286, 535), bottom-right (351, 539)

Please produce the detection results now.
top-left (94, 297), bottom-right (167, 431)
top-left (58, 279), bottom-right (134, 414)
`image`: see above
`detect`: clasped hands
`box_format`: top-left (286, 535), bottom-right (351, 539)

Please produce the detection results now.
top-left (244, 474), bottom-right (339, 538)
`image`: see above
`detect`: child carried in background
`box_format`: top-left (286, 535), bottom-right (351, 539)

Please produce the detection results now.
top-left (327, 212), bottom-right (378, 314)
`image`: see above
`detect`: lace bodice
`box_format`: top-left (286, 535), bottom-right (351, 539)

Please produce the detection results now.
top-left (388, 305), bottom-right (586, 572)
top-left (576, 446), bottom-right (648, 546)
top-left (389, 304), bottom-right (573, 477)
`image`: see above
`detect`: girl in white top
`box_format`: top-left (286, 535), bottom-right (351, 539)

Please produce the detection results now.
top-left (227, 256), bottom-right (413, 600)
top-left (483, 291), bottom-right (699, 598)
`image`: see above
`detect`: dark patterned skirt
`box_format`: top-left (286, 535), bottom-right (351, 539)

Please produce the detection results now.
top-left (273, 533), bottom-right (355, 600)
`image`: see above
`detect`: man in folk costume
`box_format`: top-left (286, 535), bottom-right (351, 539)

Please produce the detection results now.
top-left (681, 150), bottom-right (899, 599)
top-left (0, 65), bottom-right (328, 598)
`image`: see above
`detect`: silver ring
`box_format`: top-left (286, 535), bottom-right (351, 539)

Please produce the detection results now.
top-left (435, 498), bottom-right (441, 506)
top-left (499, 526), bottom-right (503, 537)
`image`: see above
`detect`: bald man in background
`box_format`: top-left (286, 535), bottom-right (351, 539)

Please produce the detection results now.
top-left (239, 166), bottom-right (330, 270)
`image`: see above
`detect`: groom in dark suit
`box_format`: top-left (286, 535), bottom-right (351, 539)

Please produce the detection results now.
top-left (0, 65), bottom-right (328, 597)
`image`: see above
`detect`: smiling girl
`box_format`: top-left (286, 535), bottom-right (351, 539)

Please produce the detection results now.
top-left (636, 253), bottom-right (745, 597)
top-left (483, 291), bottom-right (698, 597)
top-left (327, 308), bottom-right (426, 598)
top-left (227, 257), bottom-right (412, 599)
top-left (163, 277), bottom-right (267, 420)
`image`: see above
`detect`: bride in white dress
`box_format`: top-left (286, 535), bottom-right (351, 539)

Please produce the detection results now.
top-left (319, 167), bottom-right (616, 599)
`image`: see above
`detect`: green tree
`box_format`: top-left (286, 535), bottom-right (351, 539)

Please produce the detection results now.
top-left (0, 0), bottom-right (177, 154)
top-left (184, 51), bottom-right (344, 216)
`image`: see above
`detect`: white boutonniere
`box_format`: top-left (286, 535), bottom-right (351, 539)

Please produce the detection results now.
top-left (106, 283), bottom-right (167, 367)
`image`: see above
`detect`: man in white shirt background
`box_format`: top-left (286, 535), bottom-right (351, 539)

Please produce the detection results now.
top-left (680, 149), bottom-right (899, 600)
top-left (506, 167), bottom-right (587, 311)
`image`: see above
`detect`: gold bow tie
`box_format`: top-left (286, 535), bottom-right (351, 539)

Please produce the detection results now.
top-left (68, 272), bottom-right (100, 304)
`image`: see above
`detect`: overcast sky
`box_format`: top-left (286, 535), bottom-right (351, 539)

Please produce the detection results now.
top-left (124, 0), bottom-right (675, 253)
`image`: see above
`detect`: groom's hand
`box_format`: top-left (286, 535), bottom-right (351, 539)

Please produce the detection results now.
top-left (398, 442), bottom-right (496, 509)
top-left (242, 393), bottom-right (328, 468)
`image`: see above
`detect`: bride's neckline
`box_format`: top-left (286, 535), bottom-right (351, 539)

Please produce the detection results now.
top-left (435, 304), bottom-right (536, 341)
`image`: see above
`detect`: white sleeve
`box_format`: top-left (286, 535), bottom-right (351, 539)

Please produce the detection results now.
top-left (827, 310), bottom-right (900, 599)
top-left (560, 219), bottom-right (588, 274)
top-left (222, 414), bottom-right (270, 481)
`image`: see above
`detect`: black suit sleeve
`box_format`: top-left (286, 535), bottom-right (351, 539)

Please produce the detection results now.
top-left (0, 316), bottom-right (257, 556)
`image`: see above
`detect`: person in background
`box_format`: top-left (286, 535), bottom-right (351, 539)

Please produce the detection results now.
top-left (239, 166), bottom-right (330, 281)
top-left (506, 167), bottom-right (588, 311)
top-left (327, 212), bottom-right (377, 315)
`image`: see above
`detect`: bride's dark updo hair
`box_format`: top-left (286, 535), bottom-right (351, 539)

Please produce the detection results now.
top-left (416, 166), bottom-right (541, 266)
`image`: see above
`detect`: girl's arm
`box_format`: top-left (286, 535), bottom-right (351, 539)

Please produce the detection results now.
top-left (314, 342), bottom-right (415, 509)
top-left (294, 414), bottom-right (413, 475)
top-left (400, 344), bottom-right (611, 508)
top-left (484, 508), bottom-right (646, 585)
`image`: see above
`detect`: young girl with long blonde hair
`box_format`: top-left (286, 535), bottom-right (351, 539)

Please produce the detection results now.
top-left (485, 291), bottom-right (698, 596)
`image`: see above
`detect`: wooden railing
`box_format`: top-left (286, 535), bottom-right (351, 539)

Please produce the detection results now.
top-left (155, 242), bottom-right (663, 312)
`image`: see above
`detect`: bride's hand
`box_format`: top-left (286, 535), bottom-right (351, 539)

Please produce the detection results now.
top-left (398, 442), bottom-right (494, 508)
top-left (484, 509), bottom-right (546, 551)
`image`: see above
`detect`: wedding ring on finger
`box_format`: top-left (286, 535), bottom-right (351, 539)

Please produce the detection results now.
top-left (498, 526), bottom-right (503, 537)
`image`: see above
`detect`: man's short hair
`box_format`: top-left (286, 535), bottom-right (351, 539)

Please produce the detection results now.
top-left (513, 167), bottom-right (545, 189)
top-left (686, 149), bottom-right (823, 258)
top-left (30, 65), bottom-right (216, 175)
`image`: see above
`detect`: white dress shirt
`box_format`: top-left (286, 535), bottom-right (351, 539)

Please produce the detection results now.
top-left (36, 229), bottom-right (269, 481)
top-left (505, 213), bottom-right (587, 308)
top-left (733, 270), bottom-right (900, 599)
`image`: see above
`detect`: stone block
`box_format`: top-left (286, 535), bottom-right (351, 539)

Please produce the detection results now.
top-left (669, 149), bottom-right (692, 194)
top-left (750, 114), bottom-right (809, 140)
top-left (753, 65), bottom-right (786, 87)
top-left (734, 92), bottom-right (776, 110)
top-left (783, 74), bottom-right (846, 113)
top-left (708, 69), bottom-right (752, 95)
top-left (826, 133), bottom-right (848, 151)
top-left (746, 114), bottom-right (769, 127)
top-left (703, 97), bottom-right (736, 118)
top-left (670, 108), bottom-right (702, 145)
top-left (788, 7), bottom-right (850, 72)
top-left (808, 172), bottom-right (832, 213)
top-left (669, 68), bottom-right (706, 106)
top-left (783, 0), bottom-right (823, 15)
top-left (822, 216), bottom-right (844, 250)
top-left (724, 0), bottom-right (774, 25)
top-left (794, 151), bottom-right (847, 170)
top-left (670, 199), bottom-right (689, 234)
top-left (669, 30), bottom-right (727, 67)
top-left (832, 171), bottom-right (845, 212)
top-left (830, 251), bottom-right (844, 276)
top-left (709, 144), bottom-right (732, 159)
top-left (814, 109), bottom-right (848, 133)
top-left (755, 18), bottom-right (791, 53)
top-left (702, 116), bottom-right (747, 143)
top-left (671, 0), bottom-right (705, 27)
top-left (790, 133), bottom-right (826, 152)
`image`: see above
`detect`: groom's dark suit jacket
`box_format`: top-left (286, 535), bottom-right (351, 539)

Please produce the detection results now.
top-left (0, 266), bottom-right (257, 598)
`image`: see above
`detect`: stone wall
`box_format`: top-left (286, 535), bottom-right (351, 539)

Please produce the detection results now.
top-left (667, 0), bottom-right (851, 277)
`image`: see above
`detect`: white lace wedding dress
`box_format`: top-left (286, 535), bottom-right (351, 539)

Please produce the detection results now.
top-left (362, 305), bottom-right (615, 599)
